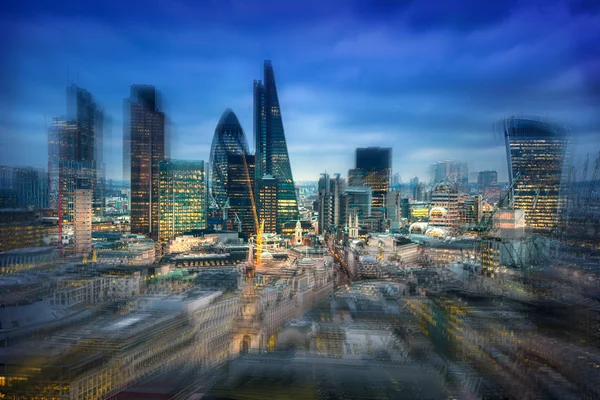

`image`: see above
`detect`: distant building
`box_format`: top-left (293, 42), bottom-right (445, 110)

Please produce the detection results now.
top-left (74, 185), bottom-right (92, 255)
top-left (477, 170), bottom-right (498, 193)
top-left (342, 187), bottom-right (372, 227)
top-left (316, 172), bottom-right (345, 234)
top-left (348, 147), bottom-right (391, 218)
top-left (0, 209), bottom-right (57, 253)
top-left (125, 85), bottom-right (165, 241)
top-left (158, 159), bottom-right (206, 244)
top-left (258, 174), bottom-right (278, 234)
top-left (429, 182), bottom-right (459, 232)
top-left (502, 116), bottom-right (569, 233)
top-left (0, 166), bottom-right (48, 209)
top-left (430, 160), bottom-right (468, 192)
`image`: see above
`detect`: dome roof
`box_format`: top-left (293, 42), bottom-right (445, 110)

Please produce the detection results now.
top-left (216, 108), bottom-right (243, 132)
top-left (409, 222), bottom-right (428, 233)
top-left (429, 206), bottom-right (448, 218)
top-left (261, 251), bottom-right (274, 260)
top-left (300, 257), bottom-right (313, 265)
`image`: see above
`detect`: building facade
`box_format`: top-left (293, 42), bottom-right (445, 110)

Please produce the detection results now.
top-left (125, 85), bottom-right (165, 241)
top-left (253, 61), bottom-right (299, 233)
top-left (74, 187), bottom-right (92, 255)
top-left (158, 159), bottom-right (206, 244)
top-left (502, 116), bottom-right (568, 233)
top-left (227, 154), bottom-right (256, 239)
top-left (209, 109), bottom-right (250, 212)
top-left (258, 174), bottom-right (278, 234)
top-left (316, 173), bottom-right (345, 235)
top-left (348, 147), bottom-right (391, 217)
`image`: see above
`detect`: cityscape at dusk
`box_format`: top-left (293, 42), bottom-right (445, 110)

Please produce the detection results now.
top-left (1, 0), bottom-right (600, 399)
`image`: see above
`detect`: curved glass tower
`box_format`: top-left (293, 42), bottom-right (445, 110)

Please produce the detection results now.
top-left (209, 109), bottom-right (249, 210)
top-left (503, 116), bottom-right (569, 233)
top-left (254, 61), bottom-right (299, 233)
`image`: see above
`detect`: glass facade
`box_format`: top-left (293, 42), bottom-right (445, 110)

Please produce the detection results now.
top-left (258, 174), bottom-right (278, 234)
top-left (126, 85), bottom-right (165, 241)
top-left (209, 109), bottom-right (250, 211)
top-left (503, 117), bottom-right (568, 233)
top-left (227, 154), bottom-right (256, 239)
top-left (158, 159), bottom-right (206, 244)
top-left (349, 147), bottom-right (391, 216)
top-left (253, 61), bottom-right (299, 233)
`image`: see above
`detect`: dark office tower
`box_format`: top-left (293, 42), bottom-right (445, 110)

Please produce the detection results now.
top-left (0, 166), bottom-right (48, 209)
top-left (316, 172), bottom-right (345, 235)
top-left (126, 85), bottom-right (165, 241)
top-left (349, 147), bottom-right (391, 216)
top-left (48, 118), bottom-right (76, 209)
top-left (227, 154), bottom-right (256, 239)
top-left (477, 170), bottom-right (498, 192)
top-left (209, 109), bottom-right (250, 212)
top-left (258, 175), bottom-right (278, 234)
top-left (253, 61), bottom-right (299, 233)
top-left (66, 84), bottom-right (104, 216)
top-left (502, 116), bottom-right (568, 233)
top-left (158, 160), bottom-right (206, 244)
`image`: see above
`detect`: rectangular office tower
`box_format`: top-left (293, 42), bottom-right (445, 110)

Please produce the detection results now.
top-left (316, 172), bottom-right (345, 235)
top-left (74, 181), bottom-right (93, 255)
top-left (502, 116), bottom-right (568, 233)
top-left (253, 61), bottom-right (299, 233)
top-left (125, 85), bottom-right (165, 241)
top-left (227, 154), bottom-right (256, 239)
top-left (158, 160), bottom-right (206, 244)
top-left (348, 147), bottom-right (391, 217)
top-left (66, 84), bottom-right (105, 217)
top-left (258, 174), bottom-right (278, 234)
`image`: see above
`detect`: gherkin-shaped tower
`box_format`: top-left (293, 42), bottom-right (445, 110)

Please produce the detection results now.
top-left (209, 109), bottom-right (249, 210)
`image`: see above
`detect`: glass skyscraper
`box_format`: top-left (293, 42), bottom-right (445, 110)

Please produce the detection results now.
top-left (158, 159), bottom-right (206, 244)
top-left (227, 154), bottom-right (256, 239)
top-left (503, 116), bottom-right (569, 233)
top-left (125, 85), bottom-right (165, 241)
top-left (209, 109), bottom-right (250, 211)
top-left (253, 61), bottom-right (299, 233)
top-left (348, 147), bottom-right (391, 216)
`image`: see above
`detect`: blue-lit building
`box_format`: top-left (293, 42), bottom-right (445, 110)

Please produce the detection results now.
top-left (502, 116), bottom-right (569, 233)
top-left (209, 109), bottom-right (250, 212)
top-left (254, 61), bottom-right (299, 233)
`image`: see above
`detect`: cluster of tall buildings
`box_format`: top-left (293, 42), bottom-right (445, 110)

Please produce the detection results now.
top-left (207, 61), bottom-right (299, 239)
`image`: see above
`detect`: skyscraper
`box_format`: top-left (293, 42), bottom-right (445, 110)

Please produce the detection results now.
top-left (502, 116), bottom-right (568, 233)
top-left (209, 109), bottom-right (250, 212)
top-left (125, 85), bottom-right (165, 241)
top-left (253, 61), bottom-right (299, 233)
top-left (348, 147), bottom-right (391, 217)
top-left (316, 172), bottom-right (345, 234)
top-left (258, 175), bottom-right (278, 234)
top-left (477, 170), bottom-right (498, 193)
top-left (74, 182), bottom-right (92, 255)
top-left (158, 159), bottom-right (206, 244)
top-left (227, 154), bottom-right (256, 239)
top-left (0, 166), bottom-right (48, 209)
top-left (66, 84), bottom-right (104, 217)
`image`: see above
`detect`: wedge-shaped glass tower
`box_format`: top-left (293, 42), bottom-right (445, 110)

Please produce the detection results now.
top-left (253, 61), bottom-right (299, 233)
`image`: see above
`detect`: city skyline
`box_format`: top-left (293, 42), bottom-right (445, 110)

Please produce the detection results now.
top-left (1, 0), bottom-right (599, 182)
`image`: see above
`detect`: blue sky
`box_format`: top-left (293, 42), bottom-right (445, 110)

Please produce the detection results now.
top-left (1, 0), bottom-right (599, 182)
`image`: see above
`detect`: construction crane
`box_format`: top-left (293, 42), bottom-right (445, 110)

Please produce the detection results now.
top-left (240, 153), bottom-right (263, 269)
top-left (232, 211), bottom-right (242, 234)
top-left (478, 172), bottom-right (523, 233)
